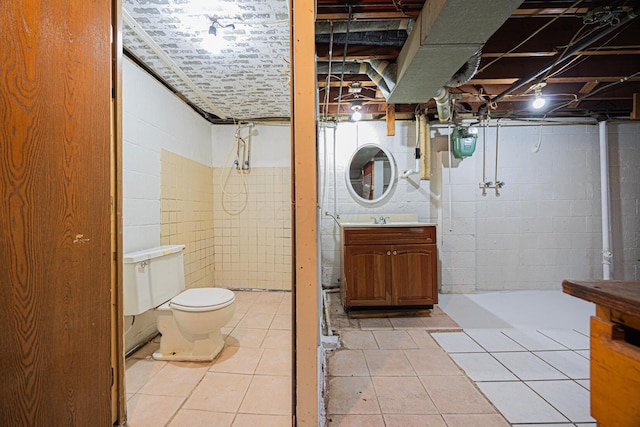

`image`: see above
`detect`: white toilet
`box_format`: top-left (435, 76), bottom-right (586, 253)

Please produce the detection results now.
top-left (123, 245), bottom-right (235, 361)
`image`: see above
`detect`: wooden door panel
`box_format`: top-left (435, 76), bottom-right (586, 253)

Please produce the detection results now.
top-left (392, 245), bottom-right (438, 305)
top-left (0, 1), bottom-right (113, 425)
top-left (344, 246), bottom-right (391, 306)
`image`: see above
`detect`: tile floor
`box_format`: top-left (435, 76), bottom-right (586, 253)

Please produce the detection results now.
top-left (125, 290), bottom-right (292, 427)
top-left (326, 290), bottom-right (597, 427)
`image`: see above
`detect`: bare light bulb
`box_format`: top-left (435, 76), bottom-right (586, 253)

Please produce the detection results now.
top-left (532, 94), bottom-right (546, 109)
top-left (351, 110), bottom-right (362, 121)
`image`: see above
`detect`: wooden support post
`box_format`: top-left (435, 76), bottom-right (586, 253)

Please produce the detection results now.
top-left (291, 0), bottom-right (319, 425)
top-left (386, 103), bottom-right (395, 136)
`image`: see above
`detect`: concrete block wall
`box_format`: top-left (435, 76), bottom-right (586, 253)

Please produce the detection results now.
top-left (123, 57), bottom-right (213, 352)
top-left (319, 121), bottom-right (640, 294)
top-left (318, 121), bottom-right (434, 287)
top-left (436, 122), bottom-right (640, 293)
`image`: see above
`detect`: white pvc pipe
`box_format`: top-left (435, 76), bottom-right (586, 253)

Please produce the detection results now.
top-left (599, 120), bottom-right (613, 280)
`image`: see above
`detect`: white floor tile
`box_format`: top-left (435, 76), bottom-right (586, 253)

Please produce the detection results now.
top-left (512, 424), bottom-right (575, 427)
top-left (526, 380), bottom-right (595, 423)
top-left (464, 329), bottom-right (527, 352)
top-left (575, 349), bottom-right (589, 360)
top-left (450, 353), bottom-right (518, 382)
top-left (576, 379), bottom-right (590, 391)
top-left (538, 329), bottom-right (590, 350)
top-left (502, 330), bottom-right (568, 351)
top-left (492, 352), bottom-right (567, 381)
top-left (477, 381), bottom-right (569, 424)
top-left (533, 351), bottom-right (590, 380)
top-left (431, 332), bottom-right (485, 353)
top-left (575, 424), bottom-right (597, 427)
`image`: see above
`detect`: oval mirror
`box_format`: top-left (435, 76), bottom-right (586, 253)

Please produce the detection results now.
top-left (345, 144), bottom-right (396, 204)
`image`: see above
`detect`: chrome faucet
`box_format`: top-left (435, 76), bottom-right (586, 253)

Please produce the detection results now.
top-left (370, 216), bottom-right (390, 225)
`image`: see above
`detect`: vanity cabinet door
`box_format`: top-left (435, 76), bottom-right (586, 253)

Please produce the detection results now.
top-left (343, 245), bottom-right (392, 306)
top-left (391, 244), bottom-right (438, 305)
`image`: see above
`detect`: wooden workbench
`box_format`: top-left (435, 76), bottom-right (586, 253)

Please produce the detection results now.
top-left (562, 280), bottom-right (640, 427)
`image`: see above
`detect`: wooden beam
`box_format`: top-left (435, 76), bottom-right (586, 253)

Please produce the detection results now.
top-left (632, 93), bottom-right (640, 120)
top-left (579, 80), bottom-right (600, 94)
top-left (316, 11), bottom-right (420, 21)
top-left (386, 103), bottom-right (395, 136)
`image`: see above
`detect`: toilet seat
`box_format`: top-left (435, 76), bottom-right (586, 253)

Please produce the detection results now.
top-left (170, 288), bottom-right (235, 312)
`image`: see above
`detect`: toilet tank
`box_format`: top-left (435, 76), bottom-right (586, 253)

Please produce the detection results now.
top-left (123, 245), bottom-right (186, 316)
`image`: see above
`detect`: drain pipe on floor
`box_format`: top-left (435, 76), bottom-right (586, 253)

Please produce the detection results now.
top-left (599, 120), bottom-right (613, 280)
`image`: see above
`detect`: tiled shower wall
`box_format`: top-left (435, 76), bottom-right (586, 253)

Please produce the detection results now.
top-left (160, 150), bottom-right (215, 289)
top-left (212, 166), bottom-right (292, 290)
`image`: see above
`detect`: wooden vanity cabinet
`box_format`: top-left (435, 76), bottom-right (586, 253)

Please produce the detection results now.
top-left (340, 226), bottom-right (438, 309)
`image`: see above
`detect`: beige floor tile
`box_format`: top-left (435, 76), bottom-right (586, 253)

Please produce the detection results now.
top-left (226, 327), bottom-right (268, 348)
top-left (421, 314), bottom-right (461, 330)
top-left (419, 375), bottom-right (496, 414)
top-left (327, 376), bottom-right (380, 415)
top-left (372, 376), bottom-right (438, 414)
top-left (237, 311), bottom-right (275, 329)
top-left (255, 347), bottom-right (292, 376)
top-left (183, 372), bottom-right (252, 413)
top-left (261, 329), bottom-right (292, 350)
top-left (358, 318), bottom-right (393, 330)
top-left (246, 302), bottom-right (279, 316)
top-left (328, 350), bottom-right (369, 377)
top-left (404, 349), bottom-right (463, 376)
top-left (326, 414), bottom-right (385, 426)
top-left (168, 409), bottom-right (235, 427)
top-left (383, 414), bottom-right (447, 427)
top-left (232, 413), bottom-right (291, 427)
top-left (363, 349), bottom-right (416, 376)
top-left (407, 330), bottom-right (440, 349)
top-left (239, 375), bottom-right (291, 415)
top-left (256, 292), bottom-right (285, 305)
top-left (389, 317), bottom-right (427, 329)
top-left (331, 317), bottom-right (361, 331)
top-left (270, 314), bottom-right (291, 330)
top-left (210, 346), bottom-right (264, 375)
top-left (339, 331), bottom-right (379, 349)
top-left (126, 394), bottom-right (184, 427)
top-left (442, 413), bottom-right (511, 427)
top-left (130, 340), bottom-right (160, 359)
top-left (125, 358), bottom-right (167, 394)
top-left (276, 300), bottom-right (291, 315)
top-left (372, 330), bottom-right (418, 349)
top-left (138, 361), bottom-right (209, 397)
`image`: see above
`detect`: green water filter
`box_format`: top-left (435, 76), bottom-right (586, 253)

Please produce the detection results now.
top-left (452, 127), bottom-right (478, 159)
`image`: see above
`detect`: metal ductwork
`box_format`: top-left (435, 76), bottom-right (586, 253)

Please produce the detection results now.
top-left (388, 0), bottom-right (523, 103)
top-left (315, 20), bottom-right (412, 34)
top-left (316, 62), bottom-right (393, 98)
top-left (435, 49), bottom-right (483, 122)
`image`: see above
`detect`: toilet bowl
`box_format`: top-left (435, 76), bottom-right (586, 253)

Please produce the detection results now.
top-left (153, 287), bottom-right (236, 361)
top-left (123, 245), bottom-right (236, 362)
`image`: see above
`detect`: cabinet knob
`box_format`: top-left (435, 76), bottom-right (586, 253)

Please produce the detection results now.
top-left (393, 251), bottom-right (397, 255)
top-left (387, 251), bottom-right (391, 255)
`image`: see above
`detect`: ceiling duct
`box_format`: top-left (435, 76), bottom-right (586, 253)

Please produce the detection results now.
top-left (317, 62), bottom-right (394, 98)
top-left (387, 0), bottom-right (523, 103)
top-left (315, 20), bottom-right (412, 34)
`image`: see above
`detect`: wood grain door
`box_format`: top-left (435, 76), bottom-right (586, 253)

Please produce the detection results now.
top-left (0, 1), bottom-right (114, 425)
top-left (344, 245), bottom-right (392, 306)
top-left (392, 244), bottom-right (438, 305)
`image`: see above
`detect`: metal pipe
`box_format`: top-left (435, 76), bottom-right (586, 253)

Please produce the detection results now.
top-left (599, 120), bottom-right (613, 279)
top-left (478, 9), bottom-right (638, 115)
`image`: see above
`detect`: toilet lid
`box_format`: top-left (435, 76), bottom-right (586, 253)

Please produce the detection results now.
top-left (170, 288), bottom-right (235, 312)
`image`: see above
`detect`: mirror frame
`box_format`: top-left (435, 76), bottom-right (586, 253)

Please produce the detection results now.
top-left (345, 143), bottom-right (397, 205)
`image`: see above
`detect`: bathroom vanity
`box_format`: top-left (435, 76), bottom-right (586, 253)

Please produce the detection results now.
top-left (340, 224), bottom-right (438, 310)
